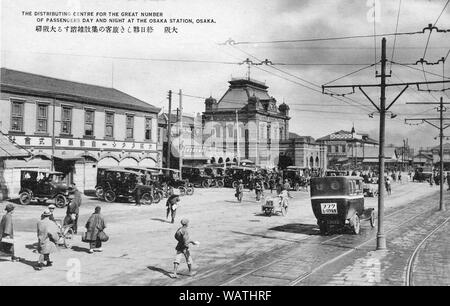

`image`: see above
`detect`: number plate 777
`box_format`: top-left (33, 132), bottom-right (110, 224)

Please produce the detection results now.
top-left (321, 203), bottom-right (338, 214)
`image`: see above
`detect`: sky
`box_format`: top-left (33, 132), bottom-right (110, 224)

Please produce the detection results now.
top-left (1, 0), bottom-right (450, 150)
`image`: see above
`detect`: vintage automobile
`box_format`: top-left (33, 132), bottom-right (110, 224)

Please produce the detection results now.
top-left (203, 165), bottom-right (225, 188)
top-left (147, 167), bottom-right (194, 196)
top-left (182, 166), bottom-right (213, 188)
top-left (19, 169), bottom-right (71, 207)
top-left (97, 168), bottom-right (155, 204)
top-left (283, 166), bottom-right (309, 191)
top-left (124, 166), bottom-right (165, 203)
top-left (413, 167), bottom-right (433, 182)
top-left (225, 166), bottom-right (258, 189)
top-left (310, 176), bottom-right (375, 235)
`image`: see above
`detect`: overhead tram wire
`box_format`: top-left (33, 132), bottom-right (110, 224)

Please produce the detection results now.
top-left (221, 30), bottom-right (425, 46)
top-left (421, 0), bottom-right (450, 94)
top-left (373, 0), bottom-right (378, 74)
top-left (390, 0), bottom-right (403, 72)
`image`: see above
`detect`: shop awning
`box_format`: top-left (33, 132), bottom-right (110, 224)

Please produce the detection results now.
top-left (0, 134), bottom-right (30, 158)
top-left (53, 155), bottom-right (83, 161)
top-left (363, 158), bottom-right (399, 163)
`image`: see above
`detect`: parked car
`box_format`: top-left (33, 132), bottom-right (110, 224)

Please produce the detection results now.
top-left (18, 169), bottom-right (71, 207)
top-left (97, 168), bottom-right (155, 204)
top-left (283, 166), bottom-right (309, 191)
top-left (182, 166), bottom-right (213, 188)
top-left (224, 166), bottom-right (257, 189)
top-left (146, 167), bottom-right (194, 196)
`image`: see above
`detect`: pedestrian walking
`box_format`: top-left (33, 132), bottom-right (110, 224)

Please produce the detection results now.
top-left (166, 195), bottom-right (180, 223)
top-left (235, 180), bottom-right (244, 202)
top-left (255, 181), bottom-right (263, 202)
top-left (36, 210), bottom-right (59, 270)
top-left (447, 172), bottom-right (450, 191)
top-left (0, 204), bottom-right (19, 262)
top-left (134, 175), bottom-right (144, 206)
top-left (172, 218), bottom-right (199, 278)
top-left (385, 177), bottom-right (392, 195)
top-left (85, 206), bottom-right (107, 253)
top-left (64, 187), bottom-right (81, 234)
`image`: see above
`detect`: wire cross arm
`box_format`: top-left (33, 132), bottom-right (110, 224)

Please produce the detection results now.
top-left (322, 80), bottom-right (450, 89)
top-left (322, 86), bottom-right (356, 97)
top-left (405, 118), bottom-right (450, 130)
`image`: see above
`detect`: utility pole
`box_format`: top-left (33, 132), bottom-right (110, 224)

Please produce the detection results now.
top-left (377, 37), bottom-right (388, 250)
top-left (405, 97), bottom-right (450, 212)
top-left (236, 109), bottom-right (240, 165)
top-left (179, 89), bottom-right (183, 179)
top-left (167, 90), bottom-right (172, 169)
top-left (322, 37), bottom-right (450, 251)
top-left (51, 98), bottom-right (56, 171)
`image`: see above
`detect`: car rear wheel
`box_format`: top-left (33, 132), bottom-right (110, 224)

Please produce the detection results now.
top-left (104, 190), bottom-right (116, 203)
top-left (19, 191), bottom-right (32, 205)
top-left (141, 192), bottom-right (153, 205)
top-left (54, 194), bottom-right (67, 208)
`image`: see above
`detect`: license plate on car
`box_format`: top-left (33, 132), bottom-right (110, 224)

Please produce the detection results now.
top-left (321, 203), bottom-right (338, 214)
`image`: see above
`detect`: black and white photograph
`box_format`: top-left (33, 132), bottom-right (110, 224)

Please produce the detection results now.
top-left (1, 0), bottom-right (450, 291)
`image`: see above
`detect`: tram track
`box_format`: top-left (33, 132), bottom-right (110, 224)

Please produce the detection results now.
top-left (210, 193), bottom-right (441, 286)
top-left (405, 215), bottom-right (450, 286)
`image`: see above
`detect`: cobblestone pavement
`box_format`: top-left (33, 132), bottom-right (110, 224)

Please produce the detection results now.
top-left (0, 181), bottom-right (447, 286)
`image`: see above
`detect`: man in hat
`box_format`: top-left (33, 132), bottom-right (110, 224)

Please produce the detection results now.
top-left (172, 218), bottom-right (198, 278)
top-left (0, 204), bottom-right (19, 262)
top-left (64, 186), bottom-right (81, 234)
top-left (166, 195), bottom-right (180, 224)
top-left (36, 209), bottom-right (59, 270)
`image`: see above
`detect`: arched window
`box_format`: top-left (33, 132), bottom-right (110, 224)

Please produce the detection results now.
top-left (316, 157), bottom-right (320, 167)
top-left (218, 157), bottom-right (223, 164)
top-left (211, 157), bottom-right (216, 164)
top-left (310, 156), bottom-right (314, 168)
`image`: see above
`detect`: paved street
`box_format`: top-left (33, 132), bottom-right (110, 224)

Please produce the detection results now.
top-left (0, 181), bottom-right (448, 286)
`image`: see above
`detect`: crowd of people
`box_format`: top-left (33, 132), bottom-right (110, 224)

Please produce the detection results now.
top-left (0, 185), bottom-right (108, 271)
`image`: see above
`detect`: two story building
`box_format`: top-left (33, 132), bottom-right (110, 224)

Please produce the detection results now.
top-left (0, 68), bottom-right (161, 195)
top-left (316, 127), bottom-right (378, 169)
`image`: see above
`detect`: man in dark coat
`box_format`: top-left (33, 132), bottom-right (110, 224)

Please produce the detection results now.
top-left (85, 206), bottom-right (106, 253)
top-left (36, 210), bottom-right (59, 270)
top-left (0, 204), bottom-right (19, 262)
top-left (64, 188), bottom-right (81, 234)
top-left (166, 195), bottom-right (180, 224)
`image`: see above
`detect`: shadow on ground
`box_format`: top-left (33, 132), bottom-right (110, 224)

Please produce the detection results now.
top-left (269, 223), bottom-right (319, 235)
